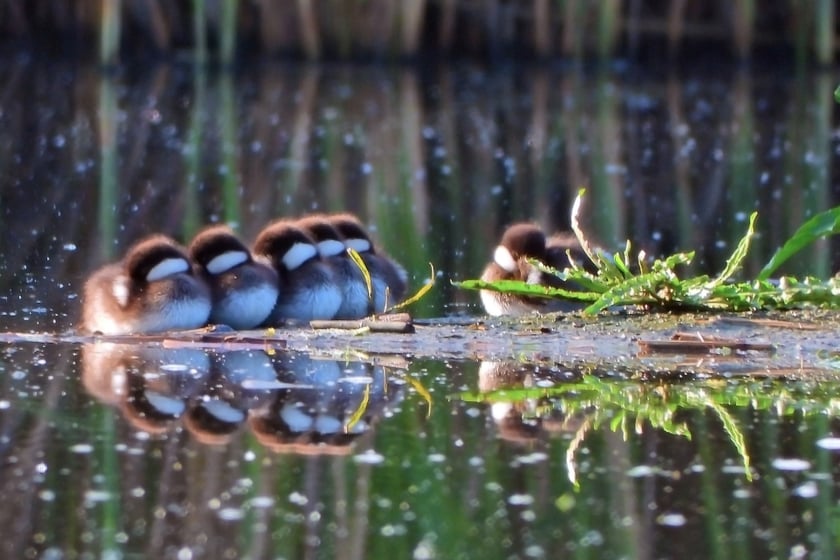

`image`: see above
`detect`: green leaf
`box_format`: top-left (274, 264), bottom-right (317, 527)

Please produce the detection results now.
top-left (758, 206), bottom-right (840, 280)
top-left (454, 278), bottom-right (599, 302)
top-left (707, 212), bottom-right (757, 287)
top-left (834, 85), bottom-right (840, 104)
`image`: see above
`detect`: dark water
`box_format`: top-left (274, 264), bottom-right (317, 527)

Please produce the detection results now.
top-left (2, 55), bottom-right (840, 558)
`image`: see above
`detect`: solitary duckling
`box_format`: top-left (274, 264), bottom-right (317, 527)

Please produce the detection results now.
top-left (81, 235), bottom-right (211, 335)
top-left (479, 223), bottom-right (589, 316)
top-left (188, 225), bottom-right (279, 330)
top-left (327, 213), bottom-right (408, 313)
top-left (252, 220), bottom-right (343, 323)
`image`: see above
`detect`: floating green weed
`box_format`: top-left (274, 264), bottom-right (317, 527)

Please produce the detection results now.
top-left (456, 190), bottom-right (840, 314)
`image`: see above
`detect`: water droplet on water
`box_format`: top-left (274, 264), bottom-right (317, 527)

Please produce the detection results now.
top-left (508, 493), bottom-right (533, 506)
top-left (218, 508), bottom-right (245, 521)
top-left (772, 458), bottom-right (810, 471)
top-left (657, 513), bottom-right (687, 527)
top-left (816, 437), bottom-right (840, 450)
top-left (792, 481), bottom-right (818, 498)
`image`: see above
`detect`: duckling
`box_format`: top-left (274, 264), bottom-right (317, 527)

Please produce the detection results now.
top-left (479, 223), bottom-right (589, 316)
top-left (296, 214), bottom-right (371, 319)
top-left (188, 225), bottom-right (279, 330)
top-left (327, 213), bottom-right (408, 313)
top-left (81, 235), bottom-right (211, 334)
top-left (252, 220), bottom-right (343, 323)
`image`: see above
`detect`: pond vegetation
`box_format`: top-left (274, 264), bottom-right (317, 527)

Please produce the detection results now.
top-left (458, 191), bottom-right (840, 314)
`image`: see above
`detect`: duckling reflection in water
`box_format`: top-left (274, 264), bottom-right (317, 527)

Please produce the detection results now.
top-left (81, 343), bottom-right (211, 435)
top-left (183, 350), bottom-right (281, 445)
top-left (81, 235), bottom-right (211, 335)
top-left (479, 361), bottom-right (589, 443)
top-left (249, 359), bottom-right (398, 455)
top-left (480, 223), bottom-right (593, 316)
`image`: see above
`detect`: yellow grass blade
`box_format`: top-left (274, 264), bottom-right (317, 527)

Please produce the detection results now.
top-left (347, 247), bottom-right (373, 299)
top-left (405, 376), bottom-right (432, 418)
top-left (389, 263), bottom-right (435, 311)
top-left (344, 382), bottom-right (371, 433)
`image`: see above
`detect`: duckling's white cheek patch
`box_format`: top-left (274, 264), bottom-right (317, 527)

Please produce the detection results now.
top-left (112, 276), bottom-right (130, 308)
top-left (494, 246), bottom-right (517, 272)
top-left (206, 250), bottom-right (248, 274)
top-left (282, 243), bottom-right (317, 270)
top-left (314, 414), bottom-right (342, 434)
top-left (317, 239), bottom-right (345, 257)
top-left (280, 403), bottom-right (314, 431)
top-left (345, 238), bottom-right (371, 253)
top-left (200, 400), bottom-right (245, 423)
top-left (143, 390), bottom-right (186, 416)
top-left (146, 258), bottom-right (189, 282)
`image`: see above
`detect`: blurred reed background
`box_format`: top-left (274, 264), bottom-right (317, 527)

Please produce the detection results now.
top-left (1, 54), bottom-right (837, 326)
top-left (0, 0), bottom-right (838, 65)
top-left (1, 2), bottom-right (839, 328)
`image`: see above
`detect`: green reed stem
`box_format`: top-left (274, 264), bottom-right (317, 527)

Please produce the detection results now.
top-left (99, 0), bottom-right (121, 68)
top-left (98, 76), bottom-right (118, 258)
top-left (220, 0), bottom-right (238, 65)
top-left (597, 0), bottom-right (620, 60)
top-left (220, 74), bottom-right (241, 225)
top-left (183, 68), bottom-right (205, 239)
top-left (98, 408), bottom-right (120, 557)
top-left (815, 0), bottom-right (834, 65)
top-left (193, 0), bottom-right (208, 66)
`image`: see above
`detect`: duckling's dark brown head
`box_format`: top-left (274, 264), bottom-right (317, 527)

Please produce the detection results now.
top-left (296, 215), bottom-right (347, 258)
top-left (252, 220), bottom-right (319, 272)
top-left (494, 223), bottom-right (547, 272)
top-left (188, 225), bottom-right (251, 275)
top-left (328, 213), bottom-right (375, 254)
top-left (124, 235), bottom-right (192, 284)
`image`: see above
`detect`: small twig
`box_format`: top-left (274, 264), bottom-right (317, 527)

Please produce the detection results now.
top-left (711, 317), bottom-right (820, 330)
top-left (638, 333), bottom-right (775, 355)
top-left (310, 317), bottom-right (415, 333)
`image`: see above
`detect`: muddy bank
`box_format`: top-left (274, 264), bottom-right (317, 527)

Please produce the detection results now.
top-left (5, 310), bottom-right (840, 380)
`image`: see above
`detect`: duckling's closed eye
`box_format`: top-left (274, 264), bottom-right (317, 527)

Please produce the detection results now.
top-left (146, 257), bottom-right (190, 282)
top-left (206, 250), bottom-right (249, 275)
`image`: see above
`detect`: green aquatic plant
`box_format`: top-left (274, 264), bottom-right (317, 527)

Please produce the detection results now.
top-left (460, 374), bottom-right (753, 484)
top-left (456, 190), bottom-right (840, 314)
top-left (459, 374), bottom-right (840, 485)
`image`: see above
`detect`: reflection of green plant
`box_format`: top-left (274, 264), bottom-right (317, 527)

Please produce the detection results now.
top-left (456, 191), bottom-right (840, 313)
top-left (461, 374), bottom-right (840, 485)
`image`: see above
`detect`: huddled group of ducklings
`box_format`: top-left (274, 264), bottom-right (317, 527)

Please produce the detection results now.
top-left (81, 213), bottom-right (408, 335)
top-left (81, 216), bottom-right (590, 335)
